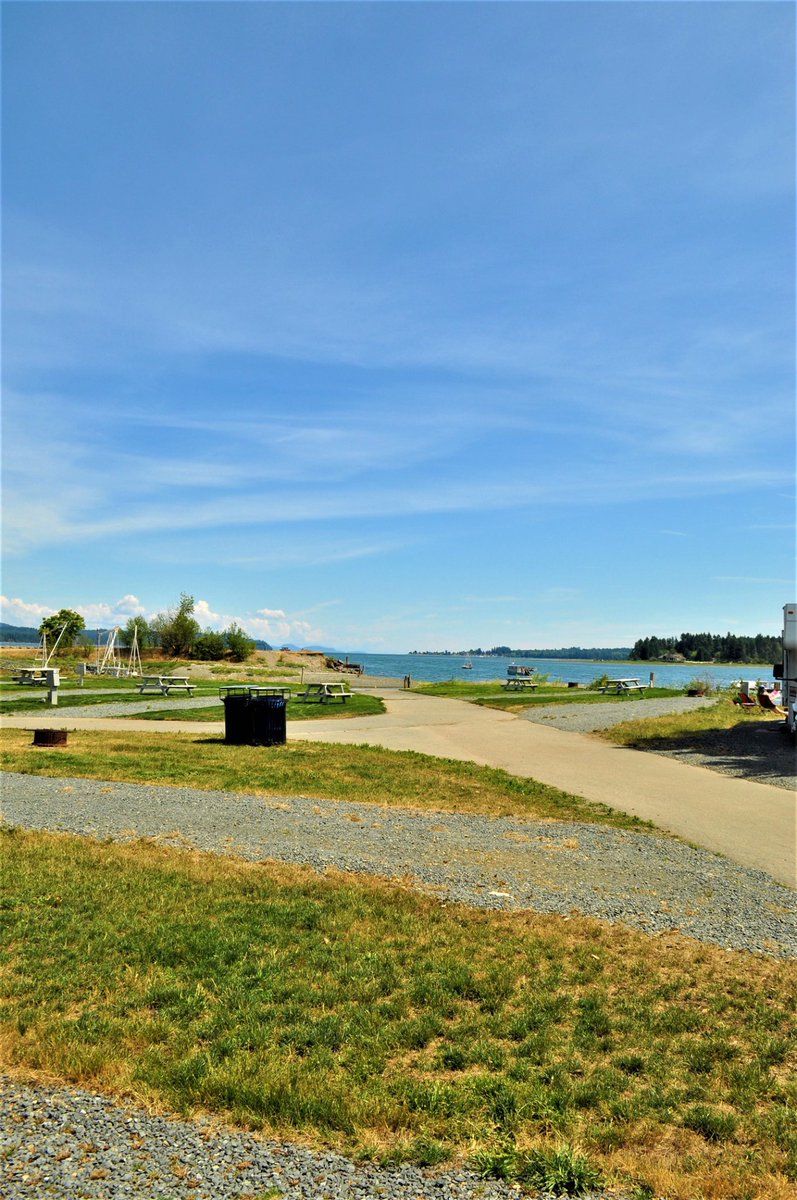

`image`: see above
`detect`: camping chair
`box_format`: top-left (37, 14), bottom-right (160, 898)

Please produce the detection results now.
top-left (734, 691), bottom-right (758, 711)
top-left (758, 691), bottom-right (786, 715)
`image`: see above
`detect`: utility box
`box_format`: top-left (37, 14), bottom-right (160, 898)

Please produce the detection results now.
top-left (42, 667), bottom-right (60, 705)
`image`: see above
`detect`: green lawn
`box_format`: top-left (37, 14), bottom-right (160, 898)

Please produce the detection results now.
top-left (134, 693), bottom-right (385, 722)
top-left (3, 827), bottom-right (795, 1200)
top-left (0, 727), bottom-right (649, 828)
top-left (413, 680), bottom-right (685, 712)
top-left (0, 687), bottom-right (383, 722)
top-left (597, 697), bottom-right (782, 746)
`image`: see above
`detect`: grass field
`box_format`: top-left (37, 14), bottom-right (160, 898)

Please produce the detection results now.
top-left (412, 680), bottom-right (685, 713)
top-left (0, 727), bottom-right (650, 828)
top-left (3, 827), bottom-right (795, 1199)
top-left (3, 682), bottom-right (792, 1197)
top-left (596, 697), bottom-right (781, 746)
top-left (0, 687), bottom-right (384, 722)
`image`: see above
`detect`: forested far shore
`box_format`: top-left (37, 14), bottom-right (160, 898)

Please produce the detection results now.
top-left (632, 632), bottom-right (781, 663)
top-left (410, 646), bottom-right (631, 660)
top-left (410, 633), bottom-right (782, 664)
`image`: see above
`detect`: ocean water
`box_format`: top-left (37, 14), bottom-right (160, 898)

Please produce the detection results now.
top-left (347, 653), bottom-right (775, 690)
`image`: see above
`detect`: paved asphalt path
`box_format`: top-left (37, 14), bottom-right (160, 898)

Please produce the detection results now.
top-left (3, 689), bottom-right (794, 886)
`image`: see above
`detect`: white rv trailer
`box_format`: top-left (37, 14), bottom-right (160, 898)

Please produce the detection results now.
top-left (774, 603), bottom-right (797, 735)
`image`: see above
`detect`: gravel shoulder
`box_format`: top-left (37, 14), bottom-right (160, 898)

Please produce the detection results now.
top-left (3, 772), bottom-right (793, 958)
top-left (0, 1075), bottom-right (565, 1200)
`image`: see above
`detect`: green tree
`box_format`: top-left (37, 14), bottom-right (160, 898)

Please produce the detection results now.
top-left (225, 622), bottom-right (256, 663)
top-left (150, 594), bottom-right (200, 657)
top-left (194, 630), bottom-right (227, 660)
top-left (38, 608), bottom-right (86, 647)
top-left (122, 615), bottom-right (153, 648)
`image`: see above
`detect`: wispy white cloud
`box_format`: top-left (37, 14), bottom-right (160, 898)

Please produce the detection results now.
top-left (0, 592), bottom-right (325, 647)
top-left (0, 593), bottom-right (147, 628)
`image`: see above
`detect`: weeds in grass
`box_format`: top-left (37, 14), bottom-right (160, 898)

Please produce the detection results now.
top-left (681, 1105), bottom-right (738, 1142)
top-left (2, 829), bottom-right (796, 1199)
top-left (472, 1139), bottom-right (603, 1195)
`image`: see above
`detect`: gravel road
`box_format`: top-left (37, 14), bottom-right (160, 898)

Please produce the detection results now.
top-left (3, 772), bottom-right (793, 957)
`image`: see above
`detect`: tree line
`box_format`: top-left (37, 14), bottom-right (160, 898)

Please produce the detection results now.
top-left (631, 632), bottom-right (782, 663)
top-left (411, 646), bottom-right (632, 660)
top-left (36, 595), bottom-right (261, 662)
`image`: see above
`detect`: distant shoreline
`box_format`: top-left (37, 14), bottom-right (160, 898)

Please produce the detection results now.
top-left (406, 652), bottom-right (775, 667)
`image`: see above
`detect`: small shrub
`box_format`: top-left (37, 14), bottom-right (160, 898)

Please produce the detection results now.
top-left (472, 1140), bottom-right (521, 1181)
top-left (519, 1144), bottom-right (604, 1196)
top-left (685, 673), bottom-right (716, 696)
top-left (473, 1141), bottom-right (603, 1196)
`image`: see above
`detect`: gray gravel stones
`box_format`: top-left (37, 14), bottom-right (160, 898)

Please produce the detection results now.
top-left (0, 1076), bottom-right (528, 1200)
top-left (519, 696), bottom-right (717, 733)
top-left (2, 772), bottom-right (794, 958)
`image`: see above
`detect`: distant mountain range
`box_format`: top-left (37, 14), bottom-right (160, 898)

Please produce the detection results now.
top-left (0, 622), bottom-right (40, 643)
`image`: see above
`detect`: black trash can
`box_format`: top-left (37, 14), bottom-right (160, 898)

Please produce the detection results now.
top-left (250, 695), bottom-right (287, 746)
top-left (222, 689), bottom-right (254, 745)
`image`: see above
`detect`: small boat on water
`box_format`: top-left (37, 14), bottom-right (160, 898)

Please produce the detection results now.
top-left (462, 660), bottom-right (473, 669)
top-left (507, 662), bottom-right (535, 677)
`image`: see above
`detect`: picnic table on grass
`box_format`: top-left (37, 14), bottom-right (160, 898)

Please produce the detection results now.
top-left (598, 678), bottom-right (647, 696)
top-left (137, 675), bottom-right (196, 697)
top-left (501, 678), bottom-right (539, 691)
top-left (297, 682), bottom-right (351, 704)
top-left (12, 668), bottom-right (48, 686)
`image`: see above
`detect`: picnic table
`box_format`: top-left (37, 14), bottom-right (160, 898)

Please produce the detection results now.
top-left (13, 667), bottom-right (48, 686)
top-left (297, 682), bottom-right (351, 704)
top-left (598, 678), bottom-right (647, 695)
top-left (137, 675), bottom-right (196, 696)
top-left (501, 678), bottom-right (539, 691)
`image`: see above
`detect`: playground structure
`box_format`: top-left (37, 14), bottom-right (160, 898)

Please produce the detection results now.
top-left (87, 627), bottom-right (143, 677)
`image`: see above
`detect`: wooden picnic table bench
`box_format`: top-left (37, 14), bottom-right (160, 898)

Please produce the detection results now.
top-left (137, 675), bottom-right (196, 696)
top-left (12, 668), bottom-right (48, 686)
top-left (598, 678), bottom-right (647, 695)
top-left (501, 678), bottom-right (539, 691)
top-left (297, 682), bottom-right (351, 704)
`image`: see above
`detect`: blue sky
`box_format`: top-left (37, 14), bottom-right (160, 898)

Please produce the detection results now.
top-left (2, 1), bottom-right (794, 651)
